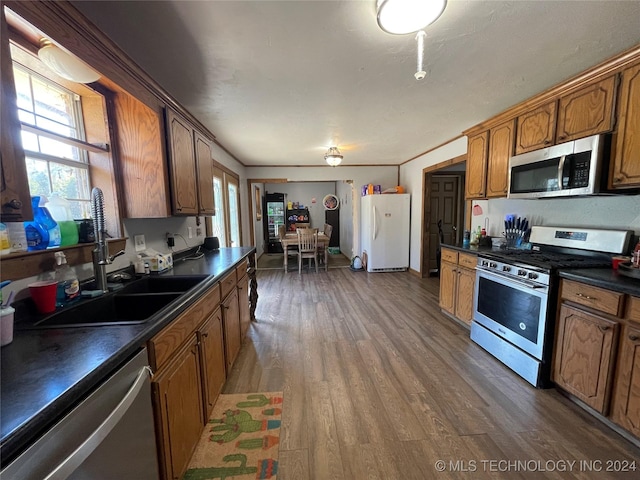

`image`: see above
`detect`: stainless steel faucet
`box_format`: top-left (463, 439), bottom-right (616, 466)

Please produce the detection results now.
top-left (91, 188), bottom-right (125, 292)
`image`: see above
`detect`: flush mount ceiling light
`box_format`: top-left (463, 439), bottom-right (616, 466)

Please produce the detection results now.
top-left (376, 0), bottom-right (447, 35)
top-left (38, 39), bottom-right (101, 84)
top-left (324, 147), bottom-right (343, 167)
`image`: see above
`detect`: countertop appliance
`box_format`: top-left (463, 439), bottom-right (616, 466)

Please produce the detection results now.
top-left (1, 348), bottom-right (159, 479)
top-left (361, 194), bottom-right (410, 272)
top-left (471, 226), bottom-right (632, 387)
top-left (508, 134), bottom-right (609, 199)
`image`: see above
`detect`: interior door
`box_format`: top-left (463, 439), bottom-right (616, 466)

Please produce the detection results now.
top-left (426, 175), bottom-right (461, 274)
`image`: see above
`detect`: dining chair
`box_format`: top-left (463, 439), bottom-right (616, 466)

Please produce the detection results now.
top-left (318, 223), bottom-right (333, 266)
top-left (296, 227), bottom-right (319, 274)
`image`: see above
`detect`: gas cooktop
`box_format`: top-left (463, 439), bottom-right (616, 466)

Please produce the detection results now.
top-left (480, 249), bottom-right (612, 271)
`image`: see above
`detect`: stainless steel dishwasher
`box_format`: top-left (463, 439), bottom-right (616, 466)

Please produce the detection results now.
top-left (1, 348), bottom-right (159, 480)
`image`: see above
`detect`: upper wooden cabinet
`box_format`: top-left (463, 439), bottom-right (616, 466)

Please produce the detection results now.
top-left (515, 101), bottom-right (557, 154)
top-left (0, 8), bottom-right (32, 222)
top-left (165, 108), bottom-right (215, 216)
top-left (556, 76), bottom-right (617, 143)
top-left (486, 119), bottom-right (516, 197)
top-left (611, 63), bottom-right (640, 189)
top-left (465, 131), bottom-right (488, 199)
top-left (111, 93), bottom-right (172, 217)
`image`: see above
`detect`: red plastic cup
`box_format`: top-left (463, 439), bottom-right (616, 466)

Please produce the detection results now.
top-left (29, 280), bottom-right (58, 314)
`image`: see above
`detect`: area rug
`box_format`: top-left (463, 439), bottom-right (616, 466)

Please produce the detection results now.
top-left (183, 392), bottom-right (283, 480)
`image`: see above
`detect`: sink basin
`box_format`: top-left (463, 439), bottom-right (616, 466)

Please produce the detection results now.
top-left (29, 292), bottom-right (182, 328)
top-left (117, 275), bottom-right (208, 294)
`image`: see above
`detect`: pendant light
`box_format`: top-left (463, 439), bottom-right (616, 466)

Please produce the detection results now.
top-left (324, 147), bottom-right (343, 167)
top-left (376, 0), bottom-right (447, 35)
top-left (38, 39), bottom-right (101, 84)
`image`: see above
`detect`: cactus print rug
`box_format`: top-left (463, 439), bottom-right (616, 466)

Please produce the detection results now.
top-left (183, 392), bottom-right (283, 480)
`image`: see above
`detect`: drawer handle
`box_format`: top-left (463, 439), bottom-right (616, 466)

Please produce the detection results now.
top-left (629, 335), bottom-right (639, 341)
top-left (575, 292), bottom-right (596, 300)
top-left (598, 325), bottom-right (610, 332)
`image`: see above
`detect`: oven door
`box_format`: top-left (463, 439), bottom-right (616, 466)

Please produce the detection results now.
top-left (473, 268), bottom-right (549, 360)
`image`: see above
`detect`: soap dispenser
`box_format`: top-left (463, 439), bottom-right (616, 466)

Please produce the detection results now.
top-left (54, 251), bottom-right (80, 307)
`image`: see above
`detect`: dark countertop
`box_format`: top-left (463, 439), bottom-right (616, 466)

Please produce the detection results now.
top-left (0, 246), bottom-right (255, 467)
top-left (440, 243), bottom-right (497, 254)
top-left (559, 267), bottom-right (640, 297)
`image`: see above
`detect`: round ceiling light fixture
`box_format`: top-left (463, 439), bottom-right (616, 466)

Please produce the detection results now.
top-left (324, 147), bottom-right (343, 167)
top-left (38, 39), bottom-right (101, 84)
top-left (376, 0), bottom-right (447, 35)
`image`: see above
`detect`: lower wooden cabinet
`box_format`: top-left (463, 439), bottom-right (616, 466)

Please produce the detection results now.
top-left (222, 288), bottom-right (241, 370)
top-left (198, 307), bottom-right (226, 420)
top-left (237, 273), bottom-right (250, 339)
top-left (553, 303), bottom-right (619, 414)
top-left (611, 323), bottom-right (640, 436)
top-left (152, 335), bottom-right (204, 480)
top-left (439, 247), bottom-right (476, 326)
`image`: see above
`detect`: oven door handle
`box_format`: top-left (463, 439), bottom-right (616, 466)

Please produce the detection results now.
top-left (558, 154), bottom-right (566, 190)
top-left (477, 267), bottom-right (548, 292)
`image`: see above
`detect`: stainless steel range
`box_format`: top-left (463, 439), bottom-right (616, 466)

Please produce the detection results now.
top-left (471, 226), bottom-right (632, 388)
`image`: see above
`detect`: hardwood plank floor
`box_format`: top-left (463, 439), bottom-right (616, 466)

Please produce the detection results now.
top-left (223, 269), bottom-right (640, 479)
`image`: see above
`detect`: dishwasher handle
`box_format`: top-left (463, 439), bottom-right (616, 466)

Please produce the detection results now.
top-left (43, 366), bottom-right (153, 480)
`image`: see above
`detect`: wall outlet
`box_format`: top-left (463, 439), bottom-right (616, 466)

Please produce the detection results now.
top-left (134, 234), bottom-right (146, 252)
top-left (196, 227), bottom-right (202, 237)
top-left (188, 227), bottom-right (193, 239)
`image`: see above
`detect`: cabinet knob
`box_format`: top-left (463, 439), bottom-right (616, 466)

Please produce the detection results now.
top-left (544, 140), bottom-right (552, 145)
top-left (598, 325), bottom-right (610, 332)
top-left (557, 136), bottom-right (566, 141)
top-left (4, 198), bottom-right (22, 210)
top-left (629, 334), bottom-right (639, 341)
top-left (614, 176), bottom-right (623, 183)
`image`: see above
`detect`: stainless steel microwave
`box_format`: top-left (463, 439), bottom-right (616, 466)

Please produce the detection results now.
top-left (508, 134), bottom-right (609, 199)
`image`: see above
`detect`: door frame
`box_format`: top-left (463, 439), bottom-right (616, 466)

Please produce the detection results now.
top-left (419, 154), bottom-right (466, 277)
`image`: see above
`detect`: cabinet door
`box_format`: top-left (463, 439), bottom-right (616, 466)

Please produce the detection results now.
top-left (237, 274), bottom-right (251, 339)
top-left (611, 324), bottom-right (640, 436)
top-left (113, 93), bottom-right (171, 218)
top-left (486, 119), bottom-right (515, 198)
top-left (556, 76), bottom-right (616, 143)
top-left (0, 9), bottom-right (33, 222)
top-left (515, 101), bottom-right (557, 154)
top-left (455, 266), bottom-right (476, 326)
top-left (611, 64), bottom-right (640, 189)
top-left (152, 336), bottom-right (204, 480)
top-left (553, 304), bottom-right (619, 414)
top-left (194, 130), bottom-right (215, 215)
top-left (199, 307), bottom-right (226, 420)
top-left (166, 108), bottom-right (198, 215)
top-left (439, 260), bottom-right (457, 315)
top-left (222, 289), bottom-right (241, 371)
top-left (465, 131), bottom-right (488, 199)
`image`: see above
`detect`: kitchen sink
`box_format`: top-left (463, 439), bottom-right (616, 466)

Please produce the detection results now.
top-left (19, 274), bottom-right (209, 329)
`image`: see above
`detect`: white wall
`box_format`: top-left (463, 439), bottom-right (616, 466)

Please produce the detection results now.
top-left (264, 182), bottom-right (336, 233)
top-left (399, 137), bottom-right (468, 272)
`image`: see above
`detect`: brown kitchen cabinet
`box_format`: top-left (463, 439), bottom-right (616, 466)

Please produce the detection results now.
top-left (465, 131), bottom-right (489, 199)
top-left (611, 63), bottom-right (640, 189)
top-left (152, 335), bottom-right (204, 480)
top-left (556, 75), bottom-right (617, 143)
top-left (199, 306), bottom-right (226, 420)
top-left (222, 287), bottom-right (241, 370)
top-left (611, 296), bottom-right (640, 437)
top-left (236, 259), bottom-right (250, 339)
top-left (165, 108), bottom-right (215, 216)
top-left (553, 303), bottom-right (619, 414)
top-left (515, 101), bottom-right (557, 154)
top-left (486, 119), bottom-right (516, 197)
top-left (0, 8), bottom-right (32, 222)
top-left (439, 247), bottom-right (476, 326)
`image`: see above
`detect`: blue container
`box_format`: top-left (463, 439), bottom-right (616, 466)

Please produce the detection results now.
top-left (24, 196), bottom-right (61, 250)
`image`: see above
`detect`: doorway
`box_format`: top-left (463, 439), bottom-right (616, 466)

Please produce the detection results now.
top-left (420, 157), bottom-right (466, 277)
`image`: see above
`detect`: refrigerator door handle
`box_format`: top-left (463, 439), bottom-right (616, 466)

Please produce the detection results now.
top-left (373, 206), bottom-right (377, 240)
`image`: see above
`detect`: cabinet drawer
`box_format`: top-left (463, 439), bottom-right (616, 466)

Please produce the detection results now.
top-left (441, 248), bottom-right (458, 264)
top-left (236, 259), bottom-right (248, 281)
top-left (626, 296), bottom-right (640, 324)
top-left (220, 271), bottom-right (236, 299)
top-left (149, 283), bottom-right (221, 370)
top-left (458, 252), bottom-right (477, 269)
top-left (560, 279), bottom-right (624, 317)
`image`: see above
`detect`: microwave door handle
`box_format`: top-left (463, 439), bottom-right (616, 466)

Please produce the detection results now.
top-left (557, 155), bottom-right (566, 190)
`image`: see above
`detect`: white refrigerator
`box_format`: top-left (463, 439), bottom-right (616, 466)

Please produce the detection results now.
top-left (361, 194), bottom-right (410, 272)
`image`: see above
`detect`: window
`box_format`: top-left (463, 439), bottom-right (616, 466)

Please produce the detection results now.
top-left (211, 166), bottom-right (242, 247)
top-left (12, 63), bottom-right (91, 219)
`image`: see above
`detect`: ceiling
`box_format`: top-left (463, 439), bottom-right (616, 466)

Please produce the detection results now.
top-left (70, 1), bottom-right (640, 167)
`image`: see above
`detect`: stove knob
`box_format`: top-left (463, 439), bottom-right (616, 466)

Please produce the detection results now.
top-left (528, 272), bottom-right (539, 280)
top-left (502, 266), bottom-right (511, 272)
top-left (489, 262), bottom-right (498, 268)
top-left (482, 260), bottom-right (489, 267)
top-left (518, 269), bottom-right (527, 276)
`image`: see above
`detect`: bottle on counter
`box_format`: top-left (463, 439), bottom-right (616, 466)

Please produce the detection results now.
top-left (134, 255), bottom-right (146, 274)
top-left (0, 223), bottom-right (11, 255)
top-left (633, 241), bottom-right (640, 268)
top-left (47, 194), bottom-right (79, 247)
top-left (24, 196), bottom-right (61, 250)
top-left (54, 251), bottom-right (80, 307)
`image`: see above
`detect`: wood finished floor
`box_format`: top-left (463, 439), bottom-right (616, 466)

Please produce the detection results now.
top-left (223, 269), bottom-right (640, 479)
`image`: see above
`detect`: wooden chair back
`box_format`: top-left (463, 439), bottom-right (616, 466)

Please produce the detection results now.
top-left (297, 227), bottom-right (318, 253)
top-left (323, 223), bottom-right (333, 240)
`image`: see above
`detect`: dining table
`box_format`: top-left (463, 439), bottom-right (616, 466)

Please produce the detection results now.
top-left (280, 232), bottom-right (330, 272)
